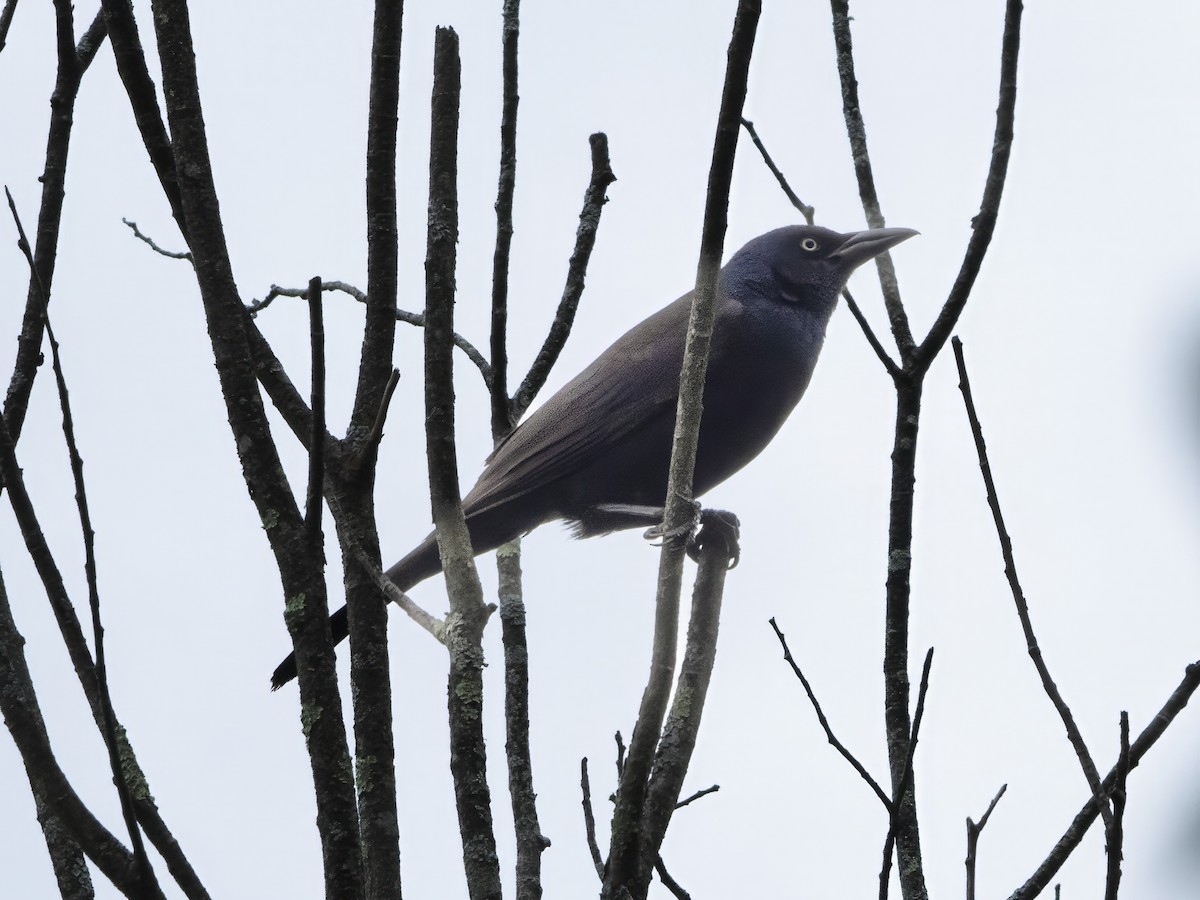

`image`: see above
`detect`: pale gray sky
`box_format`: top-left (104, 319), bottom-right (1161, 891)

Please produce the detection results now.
top-left (2, 1), bottom-right (1199, 897)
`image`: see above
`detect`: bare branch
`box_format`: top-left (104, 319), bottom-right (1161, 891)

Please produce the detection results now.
top-left (953, 337), bottom-right (1113, 829)
top-left (0, 0), bottom-right (17, 56)
top-left (879, 647), bottom-right (934, 899)
top-left (1008, 661), bottom-right (1200, 900)
top-left (605, 5), bottom-right (760, 896)
top-left (739, 117), bottom-right (814, 223)
top-left (304, 277), bottom-right (326, 546)
top-left (425, 28), bottom-right (502, 900)
top-left (829, 0), bottom-right (914, 359)
top-left (966, 785), bottom-right (1008, 900)
top-left (248, 281), bottom-right (494, 387)
top-left (7, 187), bottom-right (162, 893)
top-left (674, 785), bottom-right (720, 810)
top-left (915, 0), bottom-right (1024, 371)
top-left (769, 616), bottom-right (891, 810)
top-left (122, 217), bottom-right (192, 262)
top-left (1103, 713), bottom-right (1130, 900)
top-left (654, 857), bottom-right (693, 900)
top-left (511, 132), bottom-right (616, 420)
top-left (489, 0), bottom-right (521, 436)
top-left (581, 758), bottom-right (606, 880)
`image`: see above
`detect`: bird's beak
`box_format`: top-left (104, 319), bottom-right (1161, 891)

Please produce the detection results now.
top-left (831, 227), bottom-right (919, 269)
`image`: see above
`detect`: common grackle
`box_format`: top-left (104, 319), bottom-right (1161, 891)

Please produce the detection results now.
top-left (271, 224), bottom-right (916, 688)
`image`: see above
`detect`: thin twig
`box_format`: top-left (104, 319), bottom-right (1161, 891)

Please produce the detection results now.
top-left (953, 337), bottom-right (1113, 829)
top-left (347, 368), bottom-right (400, 480)
top-left (915, 0), bottom-right (1024, 372)
top-left (581, 758), bottom-right (606, 880)
top-left (737, 119), bottom-right (899, 376)
top-left (739, 117), bottom-right (814, 223)
top-left (1007, 664), bottom-right (1200, 900)
top-left (345, 541), bottom-right (444, 643)
top-left (247, 281), bottom-right (493, 386)
top-left (966, 784), bottom-right (1008, 900)
top-left (489, 0), bottom-right (520, 435)
top-left (511, 132), bottom-right (616, 420)
top-left (654, 857), bottom-right (692, 900)
top-left (829, 0), bottom-right (914, 359)
top-left (7, 187), bottom-right (159, 892)
top-left (770, 617), bottom-right (891, 809)
top-left (122, 217), bottom-right (193, 262)
top-left (674, 785), bottom-right (719, 810)
top-left (1103, 712), bottom-right (1130, 900)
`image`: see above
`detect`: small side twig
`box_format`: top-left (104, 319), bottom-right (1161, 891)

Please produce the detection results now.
top-left (953, 337), bottom-right (1113, 829)
top-left (1103, 712), bottom-right (1130, 900)
top-left (770, 617), bottom-right (891, 810)
top-left (737, 121), bottom-right (899, 378)
top-left (654, 857), bottom-right (692, 900)
top-left (966, 784), bottom-right (1008, 900)
top-left (581, 758), bottom-right (606, 880)
top-left (510, 132), bottom-right (616, 420)
top-left (739, 117), bottom-right (814, 223)
top-left (122, 217), bottom-right (193, 263)
top-left (247, 281), bottom-right (493, 386)
top-left (674, 785), bottom-right (719, 810)
top-left (347, 368), bottom-right (400, 480)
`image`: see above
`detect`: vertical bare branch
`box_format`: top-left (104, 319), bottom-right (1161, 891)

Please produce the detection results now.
top-left (828, 0), bottom-right (914, 359)
top-left (489, 0), bottom-right (520, 435)
top-left (580, 758), bottom-right (605, 880)
top-left (635, 524), bottom-right (735, 887)
top-left (965, 785), bottom-right (1007, 900)
top-left (604, 3), bottom-right (760, 897)
top-left (148, 2), bottom-right (362, 896)
top-left (305, 276), bottom-right (326, 542)
top-left (6, 187), bottom-right (161, 892)
top-left (3, 0), bottom-right (84, 439)
top-left (343, 5), bottom-right (405, 896)
top-left (499, 539), bottom-right (550, 899)
top-left (425, 26), bottom-right (502, 900)
top-left (1103, 712), bottom-right (1130, 900)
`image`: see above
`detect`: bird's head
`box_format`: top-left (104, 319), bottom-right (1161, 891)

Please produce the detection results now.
top-left (723, 224), bottom-right (918, 315)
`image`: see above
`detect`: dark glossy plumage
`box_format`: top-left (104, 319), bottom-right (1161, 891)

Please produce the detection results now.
top-left (272, 224), bottom-right (916, 688)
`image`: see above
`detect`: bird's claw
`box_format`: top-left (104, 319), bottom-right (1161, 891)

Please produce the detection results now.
top-left (643, 504), bottom-right (741, 570)
top-left (643, 501), bottom-right (703, 545)
top-left (686, 509), bottom-right (741, 569)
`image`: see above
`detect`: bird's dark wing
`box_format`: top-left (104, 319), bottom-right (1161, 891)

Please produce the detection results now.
top-left (463, 293), bottom-right (694, 518)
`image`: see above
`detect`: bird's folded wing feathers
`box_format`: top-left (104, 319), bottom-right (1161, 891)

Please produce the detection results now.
top-left (463, 294), bottom-right (694, 517)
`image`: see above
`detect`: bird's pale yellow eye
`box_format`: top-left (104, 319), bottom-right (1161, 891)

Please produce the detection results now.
top-left (800, 237), bottom-right (819, 252)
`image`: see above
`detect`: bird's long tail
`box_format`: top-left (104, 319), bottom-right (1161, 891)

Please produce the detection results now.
top-left (269, 533), bottom-right (442, 690)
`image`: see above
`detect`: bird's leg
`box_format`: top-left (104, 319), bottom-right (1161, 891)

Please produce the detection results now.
top-left (686, 508), bottom-right (741, 569)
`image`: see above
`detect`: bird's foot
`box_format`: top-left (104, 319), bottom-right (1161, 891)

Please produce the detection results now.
top-left (643, 504), bottom-right (741, 569)
top-left (687, 508), bottom-right (741, 569)
top-left (643, 501), bottom-right (702, 545)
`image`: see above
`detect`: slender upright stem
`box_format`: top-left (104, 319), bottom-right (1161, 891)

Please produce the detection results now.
top-left (603, 4), bottom-right (760, 897)
top-left (425, 27), bottom-right (502, 900)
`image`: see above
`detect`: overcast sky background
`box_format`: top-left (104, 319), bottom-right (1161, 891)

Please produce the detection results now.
top-left (2, 1), bottom-right (1200, 897)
